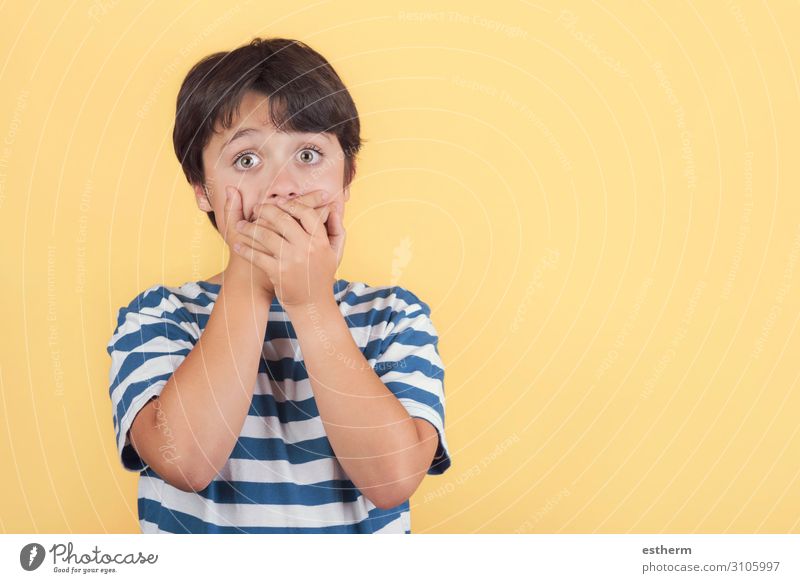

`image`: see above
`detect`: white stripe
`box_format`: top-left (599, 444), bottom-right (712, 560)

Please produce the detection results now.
top-left (168, 284), bottom-right (212, 302)
top-left (373, 511), bottom-right (409, 533)
top-left (215, 455), bottom-right (350, 485)
top-left (259, 323), bottom-right (387, 354)
top-left (139, 518), bottom-right (160, 533)
top-left (129, 333), bottom-right (195, 354)
top-left (369, 342), bottom-right (441, 369)
top-left (138, 475), bottom-right (372, 528)
top-left (239, 413), bottom-right (327, 443)
top-left (109, 353), bottom-right (183, 406)
top-left (114, 297), bottom-right (200, 340)
top-left (253, 373), bottom-right (314, 402)
top-left (338, 286), bottom-right (418, 317)
top-left (379, 368), bottom-right (443, 395)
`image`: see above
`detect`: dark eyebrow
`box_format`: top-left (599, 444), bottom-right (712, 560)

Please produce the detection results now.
top-left (220, 127), bottom-right (262, 153)
top-left (220, 128), bottom-right (332, 154)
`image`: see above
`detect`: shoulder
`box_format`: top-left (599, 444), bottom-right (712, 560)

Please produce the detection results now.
top-left (108, 282), bottom-right (205, 352)
top-left (113, 283), bottom-right (186, 323)
top-left (337, 279), bottom-right (432, 320)
top-left (336, 279), bottom-right (436, 345)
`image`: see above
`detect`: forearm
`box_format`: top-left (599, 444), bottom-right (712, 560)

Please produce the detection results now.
top-left (287, 297), bottom-right (423, 508)
top-left (143, 266), bottom-right (272, 490)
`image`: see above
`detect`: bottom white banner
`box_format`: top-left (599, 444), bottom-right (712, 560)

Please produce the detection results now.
top-left (1, 534), bottom-right (797, 582)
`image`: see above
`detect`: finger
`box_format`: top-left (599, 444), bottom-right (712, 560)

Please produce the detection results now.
top-left (253, 199), bottom-right (332, 234)
top-left (249, 190), bottom-right (331, 221)
top-left (251, 204), bottom-right (307, 245)
top-left (292, 191), bottom-right (333, 225)
top-left (224, 185), bottom-right (246, 243)
top-left (326, 201), bottom-right (346, 262)
top-left (233, 238), bottom-right (278, 276)
top-left (291, 189), bottom-right (331, 209)
top-left (276, 197), bottom-right (328, 239)
top-left (234, 219), bottom-right (290, 258)
top-left (249, 191), bottom-right (332, 224)
top-left (231, 223), bottom-right (274, 257)
top-left (325, 199), bottom-right (345, 238)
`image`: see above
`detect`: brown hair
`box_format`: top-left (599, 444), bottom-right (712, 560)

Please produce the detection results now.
top-left (172, 37), bottom-right (362, 231)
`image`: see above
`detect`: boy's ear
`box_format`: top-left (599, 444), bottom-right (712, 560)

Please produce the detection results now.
top-left (193, 183), bottom-right (214, 212)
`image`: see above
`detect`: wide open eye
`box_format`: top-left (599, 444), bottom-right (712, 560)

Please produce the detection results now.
top-left (297, 146), bottom-right (323, 165)
top-left (233, 151), bottom-right (261, 171)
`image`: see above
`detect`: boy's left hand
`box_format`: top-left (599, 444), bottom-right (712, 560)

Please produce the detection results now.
top-left (233, 193), bottom-right (339, 309)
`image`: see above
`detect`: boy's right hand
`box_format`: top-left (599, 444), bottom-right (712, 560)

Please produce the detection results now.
top-left (222, 185), bottom-right (274, 296)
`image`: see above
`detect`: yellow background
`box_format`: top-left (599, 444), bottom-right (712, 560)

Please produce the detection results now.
top-left (1, 0), bottom-right (799, 533)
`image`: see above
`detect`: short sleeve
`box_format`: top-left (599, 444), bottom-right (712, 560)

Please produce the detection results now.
top-left (106, 287), bottom-right (197, 472)
top-left (373, 289), bottom-right (451, 475)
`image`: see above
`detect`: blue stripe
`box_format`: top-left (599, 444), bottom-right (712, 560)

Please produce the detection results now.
top-left (339, 285), bottom-right (429, 316)
top-left (256, 356), bottom-right (310, 381)
top-left (248, 393), bottom-right (319, 421)
top-left (114, 372), bottom-right (172, 429)
top-left (138, 498), bottom-right (409, 533)
top-left (385, 381), bottom-right (444, 419)
top-left (109, 313), bottom-right (193, 353)
top-left (374, 355), bottom-right (445, 382)
top-left (109, 348), bottom-right (191, 393)
top-left (410, 416), bottom-right (451, 476)
top-left (429, 452), bottom-right (451, 475)
top-left (341, 306), bottom-right (396, 328)
top-left (122, 443), bottom-right (148, 471)
top-left (142, 469), bottom-right (362, 505)
top-left (118, 287), bottom-right (178, 325)
top-left (338, 287), bottom-right (392, 307)
top-left (229, 435), bottom-right (335, 463)
top-left (261, 306), bottom-right (419, 340)
top-left (167, 291), bottom-right (216, 309)
top-left (379, 327), bottom-right (438, 353)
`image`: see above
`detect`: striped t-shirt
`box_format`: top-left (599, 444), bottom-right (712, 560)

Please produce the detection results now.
top-left (106, 278), bottom-right (451, 533)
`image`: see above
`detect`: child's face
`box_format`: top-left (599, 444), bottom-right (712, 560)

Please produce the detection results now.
top-left (193, 90), bottom-right (351, 234)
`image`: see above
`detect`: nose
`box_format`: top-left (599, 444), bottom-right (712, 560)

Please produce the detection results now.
top-left (263, 165), bottom-right (302, 201)
top-left (246, 164), bottom-right (303, 221)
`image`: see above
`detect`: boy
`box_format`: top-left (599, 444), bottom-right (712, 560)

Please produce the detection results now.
top-left (106, 37), bottom-right (451, 533)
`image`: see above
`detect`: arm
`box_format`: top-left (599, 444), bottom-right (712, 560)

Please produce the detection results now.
top-left (287, 297), bottom-right (439, 509)
top-left (128, 257), bottom-right (273, 492)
